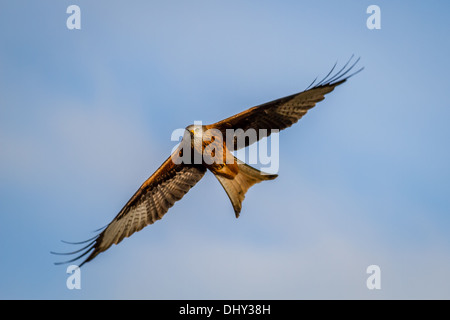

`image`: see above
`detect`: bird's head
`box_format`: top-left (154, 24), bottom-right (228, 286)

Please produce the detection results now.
top-left (185, 124), bottom-right (203, 139)
top-left (184, 124), bottom-right (205, 150)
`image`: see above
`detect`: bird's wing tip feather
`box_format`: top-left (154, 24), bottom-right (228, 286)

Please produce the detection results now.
top-left (51, 234), bottom-right (100, 267)
top-left (308, 55), bottom-right (364, 90)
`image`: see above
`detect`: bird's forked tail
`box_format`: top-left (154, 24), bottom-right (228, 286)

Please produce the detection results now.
top-left (214, 157), bottom-right (277, 217)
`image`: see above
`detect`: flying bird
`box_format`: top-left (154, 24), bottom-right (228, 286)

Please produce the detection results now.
top-left (53, 56), bottom-right (363, 266)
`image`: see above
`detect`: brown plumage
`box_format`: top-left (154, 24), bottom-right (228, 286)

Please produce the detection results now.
top-left (53, 57), bottom-right (363, 266)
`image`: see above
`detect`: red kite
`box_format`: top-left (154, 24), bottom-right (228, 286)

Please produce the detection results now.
top-left (53, 57), bottom-right (363, 266)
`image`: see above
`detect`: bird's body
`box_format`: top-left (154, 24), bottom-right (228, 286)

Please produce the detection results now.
top-left (185, 124), bottom-right (238, 179)
top-left (53, 56), bottom-right (363, 266)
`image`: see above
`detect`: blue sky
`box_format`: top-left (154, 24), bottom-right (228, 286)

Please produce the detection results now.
top-left (1, 0), bottom-right (450, 299)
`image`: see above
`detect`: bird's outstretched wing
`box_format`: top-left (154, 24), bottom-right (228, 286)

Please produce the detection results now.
top-left (53, 153), bottom-right (206, 266)
top-left (210, 56), bottom-right (363, 150)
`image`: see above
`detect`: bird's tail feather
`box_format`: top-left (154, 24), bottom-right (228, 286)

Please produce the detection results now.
top-left (215, 158), bottom-right (277, 217)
